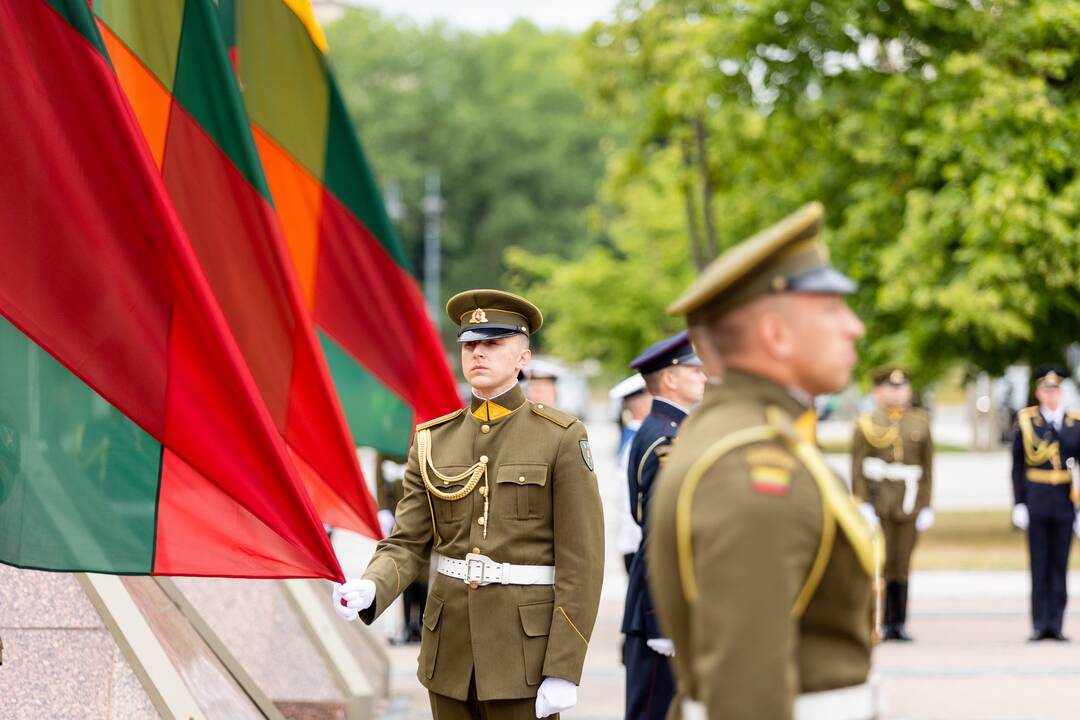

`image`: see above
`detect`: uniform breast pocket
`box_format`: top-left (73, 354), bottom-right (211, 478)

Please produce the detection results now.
top-left (496, 464), bottom-right (550, 520)
top-left (429, 465), bottom-right (472, 523)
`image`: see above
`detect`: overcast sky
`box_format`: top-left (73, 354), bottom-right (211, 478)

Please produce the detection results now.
top-left (318, 0), bottom-right (618, 32)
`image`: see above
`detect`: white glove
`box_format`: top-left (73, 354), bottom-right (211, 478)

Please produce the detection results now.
top-left (535, 677), bottom-right (577, 718)
top-left (858, 502), bottom-right (879, 527)
top-left (915, 507), bottom-right (935, 532)
top-left (646, 637), bottom-right (676, 657)
top-left (331, 578), bottom-right (376, 621)
top-left (377, 509), bottom-right (395, 537)
top-left (1012, 503), bottom-right (1030, 531)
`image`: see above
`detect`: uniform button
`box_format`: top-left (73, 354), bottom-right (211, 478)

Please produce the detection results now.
top-left (472, 547), bottom-right (480, 554)
top-left (481, 424), bottom-right (491, 433)
top-left (477, 517), bottom-right (486, 526)
top-left (518, 475), bottom-right (526, 483)
top-left (537, 404), bottom-right (544, 409)
top-left (479, 486), bottom-right (488, 497)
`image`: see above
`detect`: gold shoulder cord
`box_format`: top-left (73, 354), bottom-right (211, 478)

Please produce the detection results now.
top-left (858, 414), bottom-right (900, 449)
top-left (416, 429), bottom-right (491, 538)
top-left (1019, 412), bottom-right (1061, 469)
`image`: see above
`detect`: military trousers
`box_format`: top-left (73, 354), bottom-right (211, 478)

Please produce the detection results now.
top-left (624, 633), bottom-right (675, 720)
top-left (429, 675), bottom-right (557, 720)
top-left (1027, 512), bottom-right (1073, 635)
top-left (882, 518), bottom-right (918, 581)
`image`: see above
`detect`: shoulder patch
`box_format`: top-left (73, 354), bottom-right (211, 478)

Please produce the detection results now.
top-left (1018, 406), bottom-right (1039, 420)
top-left (531, 403), bottom-right (576, 428)
top-left (416, 408), bottom-right (465, 432)
top-left (744, 443), bottom-right (795, 496)
top-left (579, 440), bottom-right (594, 470)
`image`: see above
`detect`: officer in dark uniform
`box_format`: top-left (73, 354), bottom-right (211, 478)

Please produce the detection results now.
top-left (621, 331), bottom-right (705, 720)
top-left (1011, 364), bottom-right (1080, 641)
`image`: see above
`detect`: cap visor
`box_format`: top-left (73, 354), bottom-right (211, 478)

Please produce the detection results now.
top-left (788, 266), bottom-right (857, 295)
top-left (457, 326), bottom-right (523, 343)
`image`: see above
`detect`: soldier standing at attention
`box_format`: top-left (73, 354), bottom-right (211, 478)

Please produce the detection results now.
top-left (622, 331), bottom-right (706, 720)
top-left (1011, 364), bottom-right (1080, 642)
top-left (648, 203), bottom-right (883, 720)
top-left (332, 290), bottom-right (605, 719)
top-left (851, 366), bottom-right (934, 642)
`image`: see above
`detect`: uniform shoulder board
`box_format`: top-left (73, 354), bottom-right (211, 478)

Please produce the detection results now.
top-left (416, 408), bottom-right (465, 432)
top-left (1067, 409), bottom-right (1080, 420)
top-left (530, 403), bottom-right (576, 428)
top-left (1017, 406), bottom-right (1039, 420)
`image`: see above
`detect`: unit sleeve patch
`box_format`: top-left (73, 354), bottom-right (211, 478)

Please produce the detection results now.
top-left (580, 440), bottom-right (594, 471)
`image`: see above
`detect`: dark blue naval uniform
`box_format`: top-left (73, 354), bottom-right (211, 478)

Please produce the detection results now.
top-left (1012, 406), bottom-right (1080, 638)
top-left (622, 397), bottom-right (686, 719)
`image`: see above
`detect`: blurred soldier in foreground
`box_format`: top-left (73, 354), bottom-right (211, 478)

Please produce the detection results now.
top-left (332, 290), bottom-right (604, 719)
top-left (649, 203), bottom-right (883, 720)
top-left (1011, 364), bottom-right (1080, 641)
top-left (610, 373), bottom-right (651, 572)
top-left (851, 366), bottom-right (934, 641)
top-left (622, 331), bottom-right (705, 719)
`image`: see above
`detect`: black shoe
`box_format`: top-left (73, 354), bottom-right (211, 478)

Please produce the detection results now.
top-left (1048, 631), bottom-right (1070, 642)
top-left (1029, 630), bottom-right (1047, 642)
top-left (881, 625), bottom-right (898, 641)
top-left (891, 624), bottom-right (914, 642)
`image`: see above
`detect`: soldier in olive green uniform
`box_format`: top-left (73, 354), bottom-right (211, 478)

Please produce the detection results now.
top-left (649, 203), bottom-right (883, 720)
top-left (851, 366), bottom-right (934, 642)
top-left (332, 290), bottom-right (604, 720)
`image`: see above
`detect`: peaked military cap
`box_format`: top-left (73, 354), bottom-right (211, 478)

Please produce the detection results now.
top-left (609, 373), bottom-right (647, 400)
top-left (630, 330), bottom-right (702, 375)
top-left (446, 289), bottom-right (543, 343)
top-left (668, 202), bottom-right (856, 321)
top-left (1033, 363), bottom-right (1069, 388)
top-left (525, 358), bottom-right (563, 381)
top-left (872, 365), bottom-right (910, 386)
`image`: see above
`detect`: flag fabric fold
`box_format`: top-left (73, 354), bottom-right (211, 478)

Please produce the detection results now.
top-left (94, 0), bottom-right (380, 538)
top-left (0, 0), bottom-right (342, 580)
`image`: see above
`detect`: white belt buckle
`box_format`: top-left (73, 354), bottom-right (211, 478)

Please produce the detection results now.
top-left (464, 552), bottom-right (490, 586)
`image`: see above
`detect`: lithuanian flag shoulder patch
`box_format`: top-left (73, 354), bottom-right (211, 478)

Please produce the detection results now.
top-left (744, 446), bottom-right (794, 496)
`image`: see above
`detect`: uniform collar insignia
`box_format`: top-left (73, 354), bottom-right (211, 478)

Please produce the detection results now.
top-left (470, 383), bottom-right (526, 421)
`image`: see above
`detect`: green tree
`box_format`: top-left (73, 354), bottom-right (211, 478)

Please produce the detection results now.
top-left (537, 0), bottom-right (1080, 383)
top-left (325, 11), bottom-right (612, 344)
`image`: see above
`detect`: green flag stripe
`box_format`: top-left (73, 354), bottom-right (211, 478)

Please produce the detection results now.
top-left (171, 0), bottom-right (272, 199)
top-left (323, 77), bottom-right (410, 270)
top-left (318, 331), bottom-right (413, 457)
top-left (0, 317), bottom-right (160, 574)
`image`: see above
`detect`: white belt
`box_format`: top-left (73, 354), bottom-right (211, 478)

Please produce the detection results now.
top-left (863, 458), bottom-right (922, 514)
top-left (681, 682), bottom-right (877, 720)
top-left (434, 552), bottom-right (555, 587)
top-left (794, 682), bottom-right (878, 720)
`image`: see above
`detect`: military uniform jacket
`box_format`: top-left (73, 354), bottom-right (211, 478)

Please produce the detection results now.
top-left (648, 369), bottom-right (880, 720)
top-left (359, 383), bottom-right (605, 701)
top-left (1011, 406), bottom-right (1080, 519)
top-left (622, 398), bottom-right (686, 639)
top-left (851, 407), bottom-right (933, 521)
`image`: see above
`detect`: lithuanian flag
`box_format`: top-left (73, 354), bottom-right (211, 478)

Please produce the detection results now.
top-left (223, 0), bottom-right (462, 456)
top-left (93, 0), bottom-right (380, 538)
top-left (0, 0), bottom-right (342, 580)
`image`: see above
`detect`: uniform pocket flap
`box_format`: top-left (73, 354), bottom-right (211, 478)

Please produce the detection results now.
top-left (497, 464), bottom-right (548, 487)
top-left (518, 601), bottom-right (553, 637)
top-left (423, 594), bottom-right (444, 631)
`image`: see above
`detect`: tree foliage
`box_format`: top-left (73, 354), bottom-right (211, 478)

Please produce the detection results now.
top-left (325, 11), bottom-right (611, 342)
top-left (523, 0), bottom-right (1080, 381)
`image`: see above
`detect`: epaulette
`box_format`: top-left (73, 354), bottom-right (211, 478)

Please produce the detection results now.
top-left (1018, 406), bottom-right (1039, 420)
top-left (1067, 410), bottom-right (1080, 421)
top-left (416, 408), bottom-right (465, 432)
top-left (530, 403), bottom-right (576, 428)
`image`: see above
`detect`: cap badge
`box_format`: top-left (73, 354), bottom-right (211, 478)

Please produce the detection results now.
top-left (890, 369), bottom-right (905, 384)
top-left (470, 309), bottom-right (488, 324)
top-left (1046, 371), bottom-right (1061, 383)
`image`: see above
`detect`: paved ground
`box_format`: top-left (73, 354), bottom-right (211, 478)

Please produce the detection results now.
top-left (333, 403), bottom-right (1080, 719)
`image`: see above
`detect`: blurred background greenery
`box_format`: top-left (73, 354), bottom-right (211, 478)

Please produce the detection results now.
top-left (325, 1), bottom-right (1080, 387)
